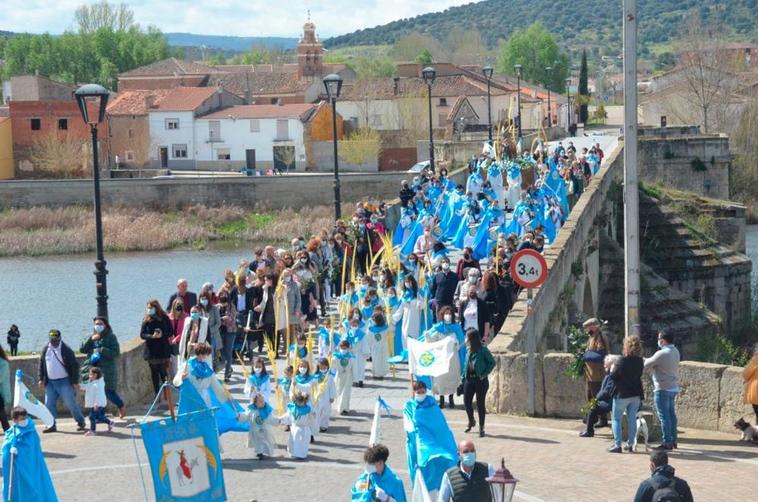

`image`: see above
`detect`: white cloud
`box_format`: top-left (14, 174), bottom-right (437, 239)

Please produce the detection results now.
top-left (1, 0), bottom-right (473, 37)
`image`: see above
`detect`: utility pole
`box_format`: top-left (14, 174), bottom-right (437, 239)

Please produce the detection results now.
top-left (623, 0), bottom-right (641, 337)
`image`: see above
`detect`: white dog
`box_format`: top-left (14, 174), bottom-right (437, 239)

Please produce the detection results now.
top-left (630, 414), bottom-right (649, 452)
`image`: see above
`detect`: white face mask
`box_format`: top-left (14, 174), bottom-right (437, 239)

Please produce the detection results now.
top-left (442, 262), bottom-right (450, 271)
top-left (468, 276), bottom-right (478, 284)
top-left (254, 367), bottom-right (263, 375)
top-left (415, 393), bottom-right (426, 402)
top-left (365, 463), bottom-right (377, 474)
top-left (339, 349), bottom-right (348, 355)
top-left (353, 313), bottom-right (360, 321)
top-left (444, 314), bottom-right (453, 324)
top-left (298, 367), bottom-right (307, 375)
top-left (16, 418), bottom-right (29, 428)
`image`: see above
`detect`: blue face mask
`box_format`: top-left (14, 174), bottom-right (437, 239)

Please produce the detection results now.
top-left (190, 312), bottom-right (201, 321)
top-left (461, 452), bottom-right (476, 467)
top-left (94, 325), bottom-right (105, 334)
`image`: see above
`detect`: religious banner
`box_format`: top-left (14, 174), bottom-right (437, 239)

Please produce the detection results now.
top-left (407, 337), bottom-right (456, 378)
top-left (141, 409), bottom-right (226, 502)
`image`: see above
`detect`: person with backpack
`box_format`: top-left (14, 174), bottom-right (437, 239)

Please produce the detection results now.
top-left (633, 450), bottom-right (693, 502)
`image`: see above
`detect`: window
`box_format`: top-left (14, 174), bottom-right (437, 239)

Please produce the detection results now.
top-left (208, 120), bottom-right (221, 141)
top-left (128, 128), bottom-right (134, 139)
top-left (125, 151), bottom-right (135, 162)
top-left (216, 148), bottom-right (231, 160)
top-left (249, 119), bottom-right (260, 133)
top-left (30, 118), bottom-right (41, 130)
top-left (270, 97), bottom-right (280, 105)
top-left (439, 97), bottom-right (448, 106)
top-left (276, 119), bottom-right (289, 140)
top-left (58, 118), bottom-right (68, 130)
top-left (165, 118), bottom-right (179, 130)
top-left (172, 144), bottom-right (188, 158)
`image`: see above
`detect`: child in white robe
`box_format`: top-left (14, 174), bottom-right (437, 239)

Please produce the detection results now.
top-left (313, 357), bottom-right (336, 432)
top-left (276, 365), bottom-right (294, 430)
top-left (317, 318), bottom-right (340, 359)
top-left (278, 391), bottom-right (313, 459)
top-left (333, 339), bottom-right (355, 415)
top-left (244, 357), bottom-right (273, 405)
top-left (243, 393), bottom-right (276, 459)
top-left (343, 308), bottom-right (369, 387)
top-left (367, 309), bottom-right (390, 379)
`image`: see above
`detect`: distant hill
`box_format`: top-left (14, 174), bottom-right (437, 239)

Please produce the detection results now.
top-left (165, 33), bottom-right (298, 52)
top-left (324, 0), bottom-right (758, 58)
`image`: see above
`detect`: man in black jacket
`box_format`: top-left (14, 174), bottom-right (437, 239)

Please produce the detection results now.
top-left (431, 257), bottom-right (458, 316)
top-left (399, 180), bottom-right (415, 208)
top-left (580, 355), bottom-right (618, 437)
top-left (38, 329), bottom-right (86, 433)
top-left (634, 451), bottom-right (693, 502)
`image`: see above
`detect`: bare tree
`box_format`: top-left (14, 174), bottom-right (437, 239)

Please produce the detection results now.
top-left (394, 88), bottom-right (429, 142)
top-left (75, 1), bottom-right (135, 33)
top-left (29, 133), bottom-right (89, 178)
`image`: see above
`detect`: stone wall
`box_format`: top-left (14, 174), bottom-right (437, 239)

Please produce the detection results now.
top-left (7, 336), bottom-right (154, 415)
top-left (486, 351), bottom-right (755, 433)
top-left (0, 172), bottom-right (414, 210)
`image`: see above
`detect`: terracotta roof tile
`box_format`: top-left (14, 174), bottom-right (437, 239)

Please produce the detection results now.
top-left (150, 87), bottom-right (219, 112)
top-left (340, 75), bottom-right (535, 102)
top-left (106, 89), bottom-right (172, 115)
top-left (202, 103), bottom-right (318, 121)
top-left (207, 72), bottom-right (313, 97)
top-left (119, 57), bottom-right (219, 78)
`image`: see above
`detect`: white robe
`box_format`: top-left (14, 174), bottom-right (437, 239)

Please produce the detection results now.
top-left (314, 373), bottom-right (336, 430)
top-left (244, 407), bottom-right (276, 456)
top-left (368, 325), bottom-right (390, 378)
top-left (392, 298), bottom-right (422, 349)
top-left (289, 376), bottom-right (319, 437)
top-left (279, 409), bottom-right (312, 459)
top-left (506, 170), bottom-right (522, 210)
top-left (333, 355), bottom-right (354, 413)
top-left (349, 331), bottom-right (370, 383)
top-left (489, 169), bottom-right (505, 208)
top-left (244, 374), bottom-right (273, 405)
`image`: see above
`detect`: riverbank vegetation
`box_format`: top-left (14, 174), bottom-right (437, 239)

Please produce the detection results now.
top-left (0, 204), bottom-right (346, 257)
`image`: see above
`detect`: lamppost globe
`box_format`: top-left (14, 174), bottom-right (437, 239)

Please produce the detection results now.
top-left (74, 83), bottom-right (110, 126)
top-left (545, 66), bottom-right (552, 72)
top-left (482, 65), bottom-right (494, 80)
top-left (486, 458), bottom-right (519, 502)
top-left (422, 66), bottom-right (436, 86)
top-left (513, 64), bottom-right (522, 77)
top-left (322, 73), bottom-right (343, 100)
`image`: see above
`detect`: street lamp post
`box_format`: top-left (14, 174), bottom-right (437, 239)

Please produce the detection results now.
top-left (513, 64), bottom-right (523, 139)
top-left (482, 65), bottom-right (494, 142)
top-left (565, 77), bottom-right (572, 133)
top-left (545, 66), bottom-right (553, 128)
top-left (73, 84), bottom-right (110, 319)
top-left (422, 66), bottom-right (436, 173)
top-left (323, 73), bottom-right (344, 220)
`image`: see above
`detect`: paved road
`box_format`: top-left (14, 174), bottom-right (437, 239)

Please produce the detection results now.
top-left (22, 358), bottom-right (758, 501)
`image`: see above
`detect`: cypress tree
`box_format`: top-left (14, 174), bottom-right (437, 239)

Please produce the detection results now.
top-left (579, 49), bottom-right (589, 124)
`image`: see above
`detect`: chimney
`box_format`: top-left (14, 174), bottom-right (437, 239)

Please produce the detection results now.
top-left (393, 76), bottom-right (399, 96)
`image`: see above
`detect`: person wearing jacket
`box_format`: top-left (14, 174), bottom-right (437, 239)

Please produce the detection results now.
top-left (0, 344), bottom-right (10, 430)
top-left (458, 290), bottom-right (491, 342)
top-left (580, 355), bottom-right (619, 437)
top-left (633, 451), bottom-right (693, 502)
top-left (461, 328), bottom-right (496, 438)
top-left (644, 331), bottom-right (681, 450)
top-left (743, 342), bottom-right (758, 424)
top-left (140, 299), bottom-right (173, 395)
top-left (81, 317), bottom-right (125, 419)
top-left (38, 329), bottom-right (86, 433)
top-left (582, 318), bottom-right (610, 428)
top-left (609, 335), bottom-right (645, 453)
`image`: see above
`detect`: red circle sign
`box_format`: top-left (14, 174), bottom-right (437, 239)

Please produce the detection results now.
top-left (510, 249), bottom-right (548, 288)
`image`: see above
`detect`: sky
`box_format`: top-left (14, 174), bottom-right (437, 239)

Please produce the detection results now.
top-left (1, 0), bottom-right (474, 38)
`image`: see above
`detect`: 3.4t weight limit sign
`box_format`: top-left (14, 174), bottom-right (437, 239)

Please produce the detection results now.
top-left (510, 249), bottom-right (548, 289)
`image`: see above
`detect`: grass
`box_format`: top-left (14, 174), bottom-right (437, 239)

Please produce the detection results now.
top-left (0, 203), bottom-right (353, 257)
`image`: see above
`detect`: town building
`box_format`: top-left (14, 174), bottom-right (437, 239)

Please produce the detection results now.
top-left (0, 116), bottom-right (13, 179)
top-left (106, 89), bottom-right (172, 168)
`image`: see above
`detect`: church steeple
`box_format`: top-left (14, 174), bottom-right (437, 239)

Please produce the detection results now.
top-left (297, 13), bottom-right (324, 79)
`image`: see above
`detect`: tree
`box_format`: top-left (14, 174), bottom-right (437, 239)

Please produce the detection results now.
top-left (75, 1), bottom-right (135, 33)
top-left (731, 99), bottom-right (758, 202)
top-left (207, 53), bottom-right (227, 66)
top-left (496, 22), bottom-right (569, 93)
top-left (29, 132), bottom-right (89, 178)
top-left (578, 50), bottom-right (589, 123)
top-left (593, 104), bottom-right (608, 124)
top-left (443, 27), bottom-right (489, 66)
top-left (415, 49), bottom-right (433, 65)
top-left (339, 128), bottom-right (381, 167)
top-left (390, 33), bottom-right (447, 63)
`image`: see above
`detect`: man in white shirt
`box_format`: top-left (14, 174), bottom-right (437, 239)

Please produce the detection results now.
top-left (438, 440), bottom-right (496, 502)
top-left (38, 330), bottom-right (86, 433)
top-left (644, 331), bottom-right (681, 450)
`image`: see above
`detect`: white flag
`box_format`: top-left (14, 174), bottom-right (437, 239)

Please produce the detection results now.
top-left (369, 399), bottom-right (381, 446)
top-left (408, 336), bottom-right (456, 378)
top-left (14, 370), bottom-right (55, 427)
top-left (412, 469), bottom-right (433, 502)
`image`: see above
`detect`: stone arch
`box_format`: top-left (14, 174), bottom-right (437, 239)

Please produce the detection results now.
top-left (582, 276), bottom-right (595, 318)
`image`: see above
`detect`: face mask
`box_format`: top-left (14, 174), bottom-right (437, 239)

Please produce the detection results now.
top-left (298, 367), bottom-right (307, 375)
top-left (297, 344), bottom-right (305, 349)
top-left (657, 340), bottom-right (664, 349)
top-left (461, 452), bottom-right (476, 467)
top-left (468, 276), bottom-right (478, 284)
top-left (409, 260), bottom-right (417, 266)
top-left (353, 313), bottom-right (360, 321)
top-left (300, 258), bottom-right (307, 264)
top-left (16, 418), bottom-right (29, 428)
top-left (190, 312), bottom-right (201, 321)
top-left (200, 298), bottom-right (209, 306)
top-left (284, 277), bottom-right (291, 283)
top-left (148, 307), bottom-right (156, 316)
top-left (444, 314), bottom-right (453, 323)
top-left (50, 338), bottom-right (61, 347)
top-left (442, 263), bottom-right (450, 271)
top-left (339, 349), bottom-right (348, 355)
top-left (365, 464), bottom-right (377, 474)
top-left (198, 356), bottom-right (209, 364)
top-left (415, 393), bottom-right (426, 402)
top-left (94, 325), bottom-right (105, 333)
top-left (404, 283), bottom-right (412, 289)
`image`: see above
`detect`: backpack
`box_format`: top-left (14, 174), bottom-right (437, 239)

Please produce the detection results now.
top-left (651, 477), bottom-right (682, 502)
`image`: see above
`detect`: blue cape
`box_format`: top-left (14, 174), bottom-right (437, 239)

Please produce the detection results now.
top-left (403, 396), bottom-right (458, 491)
top-left (178, 365), bottom-right (249, 434)
top-left (2, 421), bottom-right (58, 502)
top-left (351, 464), bottom-right (407, 502)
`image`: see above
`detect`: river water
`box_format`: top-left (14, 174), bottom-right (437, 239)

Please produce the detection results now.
top-left (0, 246), bottom-right (252, 352)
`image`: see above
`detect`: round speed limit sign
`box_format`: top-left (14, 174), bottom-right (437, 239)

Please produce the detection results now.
top-left (510, 249), bottom-right (548, 289)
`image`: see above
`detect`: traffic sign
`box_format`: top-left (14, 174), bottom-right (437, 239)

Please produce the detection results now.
top-left (510, 249), bottom-right (548, 289)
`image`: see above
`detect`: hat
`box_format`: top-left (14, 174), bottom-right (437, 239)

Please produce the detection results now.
top-left (582, 318), bottom-right (601, 328)
top-left (48, 329), bottom-right (61, 338)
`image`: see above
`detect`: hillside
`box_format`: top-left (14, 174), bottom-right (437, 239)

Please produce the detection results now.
top-left (324, 0), bottom-right (758, 58)
top-left (164, 33), bottom-right (298, 52)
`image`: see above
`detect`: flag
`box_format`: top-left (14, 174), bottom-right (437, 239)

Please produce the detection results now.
top-left (13, 370), bottom-right (54, 427)
top-left (141, 408), bottom-right (226, 502)
top-left (178, 378), bottom-right (249, 435)
top-left (369, 397), bottom-right (392, 446)
top-left (411, 469), bottom-right (433, 502)
top-left (407, 337), bottom-right (456, 378)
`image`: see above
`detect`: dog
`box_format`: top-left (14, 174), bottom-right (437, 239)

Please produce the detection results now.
top-left (734, 417), bottom-right (758, 443)
top-left (630, 414), bottom-right (650, 452)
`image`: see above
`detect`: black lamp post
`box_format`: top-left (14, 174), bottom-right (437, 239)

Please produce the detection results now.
top-left (323, 73), bottom-right (343, 220)
top-left (545, 66), bottom-right (553, 128)
top-left (74, 84), bottom-right (110, 319)
top-left (482, 65), bottom-right (494, 142)
top-left (422, 66), bottom-right (436, 173)
top-left (565, 77), bottom-right (572, 133)
top-left (513, 64), bottom-right (523, 139)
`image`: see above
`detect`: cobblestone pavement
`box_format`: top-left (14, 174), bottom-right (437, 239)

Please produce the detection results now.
top-left (19, 359), bottom-right (758, 502)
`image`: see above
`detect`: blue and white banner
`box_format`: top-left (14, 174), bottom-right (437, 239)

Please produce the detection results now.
top-left (407, 337), bottom-right (456, 378)
top-left (141, 409), bottom-right (226, 502)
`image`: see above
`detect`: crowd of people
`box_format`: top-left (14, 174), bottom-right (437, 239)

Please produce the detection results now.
top-left (3, 136), bottom-right (756, 501)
